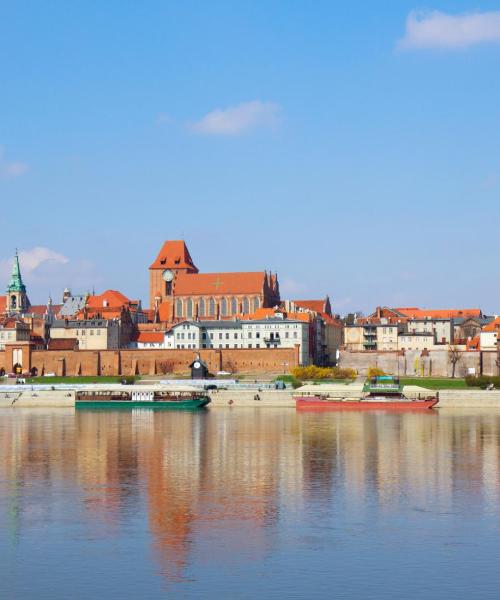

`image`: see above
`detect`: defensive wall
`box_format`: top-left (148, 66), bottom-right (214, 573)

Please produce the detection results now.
top-left (339, 349), bottom-right (499, 377)
top-left (0, 344), bottom-right (299, 376)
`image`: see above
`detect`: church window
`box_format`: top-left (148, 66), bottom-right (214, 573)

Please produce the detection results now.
top-left (176, 299), bottom-right (183, 317)
top-left (220, 298), bottom-right (227, 316)
top-left (231, 297), bottom-right (238, 314)
top-left (253, 297), bottom-right (260, 311)
top-left (209, 298), bottom-right (216, 316)
top-left (242, 298), bottom-right (250, 314)
top-left (199, 298), bottom-right (206, 317)
top-left (187, 299), bottom-right (193, 319)
top-left (11, 296), bottom-right (17, 309)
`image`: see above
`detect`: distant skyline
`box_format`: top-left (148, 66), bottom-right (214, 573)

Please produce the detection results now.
top-left (2, 2), bottom-right (500, 313)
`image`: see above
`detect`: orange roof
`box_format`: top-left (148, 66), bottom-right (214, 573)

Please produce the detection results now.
top-left (483, 317), bottom-right (500, 332)
top-left (466, 336), bottom-right (480, 351)
top-left (174, 272), bottom-right (266, 296)
top-left (135, 332), bottom-right (164, 343)
top-left (396, 307), bottom-right (482, 319)
top-left (0, 296), bottom-right (6, 313)
top-left (150, 240), bottom-right (198, 271)
top-left (248, 307), bottom-right (312, 323)
top-left (158, 300), bottom-right (173, 322)
top-left (294, 300), bottom-right (325, 313)
top-left (87, 290), bottom-right (131, 309)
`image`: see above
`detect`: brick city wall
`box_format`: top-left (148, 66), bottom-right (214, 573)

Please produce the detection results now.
top-left (0, 345), bottom-right (299, 376)
top-left (339, 349), bottom-right (498, 377)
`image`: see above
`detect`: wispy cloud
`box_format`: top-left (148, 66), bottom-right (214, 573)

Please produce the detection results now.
top-left (0, 146), bottom-right (28, 179)
top-left (0, 248), bottom-right (103, 302)
top-left (189, 100), bottom-right (281, 136)
top-left (0, 247), bottom-right (69, 279)
top-left (398, 10), bottom-right (500, 50)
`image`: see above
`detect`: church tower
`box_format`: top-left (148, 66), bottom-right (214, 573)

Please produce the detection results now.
top-left (7, 251), bottom-right (29, 313)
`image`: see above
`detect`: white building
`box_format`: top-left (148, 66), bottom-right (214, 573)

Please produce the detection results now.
top-left (165, 317), bottom-right (310, 364)
top-left (480, 317), bottom-right (500, 351)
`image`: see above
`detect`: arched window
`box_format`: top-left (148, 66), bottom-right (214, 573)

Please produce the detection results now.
top-left (253, 297), bottom-right (260, 311)
top-left (209, 298), bottom-right (216, 316)
top-left (231, 297), bottom-right (238, 314)
top-left (176, 299), bottom-right (183, 317)
top-left (186, 298), bottom-right (193, 319)
top-left (242, 297), bottom-right (250, 314)
top-left (199, 298), bottom-right (206, 317)
top-left (220, 298), bottom-right (227, 316)
top-left (11, 295), bottom-right (17, 309)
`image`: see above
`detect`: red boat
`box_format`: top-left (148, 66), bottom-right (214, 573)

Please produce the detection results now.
top-left (295, 375), bottom-right (438, 411)
top-left (296, 397), bottom-right (438, 411)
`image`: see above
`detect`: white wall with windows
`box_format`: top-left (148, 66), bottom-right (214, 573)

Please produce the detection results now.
top-left (166, 318), bottom-right (310, 364)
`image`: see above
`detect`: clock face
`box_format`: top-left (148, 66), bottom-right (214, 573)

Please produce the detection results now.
top-left (193, 361), bottom-right (201, 369)
top-left (162, 269), bottom-right (174, 282)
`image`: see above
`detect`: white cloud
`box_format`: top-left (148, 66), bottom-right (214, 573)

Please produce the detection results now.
top-left (18, 247), bottom-right (69, 273)
top-left (0, 146), bottom-right (28, 179)
top-left (189, 100), bottom-right (281, 136)
top-left (0, 247), bottom-right (68, 279)
top-left (398, 10), bottom-right (500, 50)
top-left (0, 248), bottom-right (104, 303)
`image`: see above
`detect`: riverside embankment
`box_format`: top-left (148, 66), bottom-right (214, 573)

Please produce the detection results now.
top-left (3, 383), bottom-right (500, 408)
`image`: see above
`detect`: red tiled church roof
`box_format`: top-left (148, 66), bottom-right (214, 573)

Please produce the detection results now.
top-left (0, 296), bottom-right (6, 314)
top-left (150, 240), bottom-right (198, 271)
top-left (173, 272), bottom-right (267, 296)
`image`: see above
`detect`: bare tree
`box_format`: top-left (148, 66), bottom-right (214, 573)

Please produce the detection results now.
top-left (448, 345), bottom-right (461, 379)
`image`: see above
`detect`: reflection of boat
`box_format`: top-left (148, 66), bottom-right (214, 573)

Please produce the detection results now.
top-left (296, 376), bottom-right (437, 411)
top-left (76, 389), bottom-right (211, 409)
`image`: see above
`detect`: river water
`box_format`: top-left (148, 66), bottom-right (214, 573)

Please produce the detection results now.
top-left (1, 407), bottom-right (500, 599)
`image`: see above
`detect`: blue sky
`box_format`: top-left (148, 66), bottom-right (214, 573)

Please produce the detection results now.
top-left (1, 1), bottom-right (500, 313)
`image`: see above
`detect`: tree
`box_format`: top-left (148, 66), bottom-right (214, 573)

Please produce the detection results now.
top-left (448, 345), bottom-right (461, 379)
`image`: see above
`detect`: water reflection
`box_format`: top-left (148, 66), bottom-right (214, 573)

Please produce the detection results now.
top-left (2, 408), bottom-right (500, 594)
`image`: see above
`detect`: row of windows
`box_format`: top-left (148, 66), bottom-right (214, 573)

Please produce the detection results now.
top-left (76, 329), bottom-right (102, 336)
top-left (0, 332), bottom-right (15, 340)
top-left (176, 296), bottom-right (261, 318)
top-left (173, 330), bottom-right (298, 340)
top-left (175, 343), bottom-right (264, 349)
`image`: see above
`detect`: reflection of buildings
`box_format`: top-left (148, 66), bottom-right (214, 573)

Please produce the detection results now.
top-left (3, 408), bottom-right (500, 582)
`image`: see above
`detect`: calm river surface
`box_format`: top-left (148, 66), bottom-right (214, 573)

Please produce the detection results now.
top-left (2, 407), bottom-right (500, 599)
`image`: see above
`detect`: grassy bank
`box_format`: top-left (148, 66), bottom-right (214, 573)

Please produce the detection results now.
top-left (25, 376), bottom-right (140, 384)
top-left (400, 377), bottom-right (468, 390)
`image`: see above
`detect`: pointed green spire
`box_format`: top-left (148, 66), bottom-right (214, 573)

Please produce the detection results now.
top-left (7, 250), bottom-right (26, 293)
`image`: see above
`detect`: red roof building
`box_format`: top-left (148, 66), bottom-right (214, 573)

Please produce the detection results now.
top-left (149, 240), bottom-right (280, 323)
